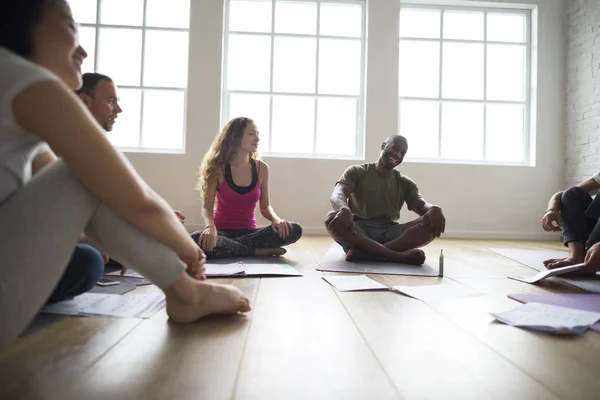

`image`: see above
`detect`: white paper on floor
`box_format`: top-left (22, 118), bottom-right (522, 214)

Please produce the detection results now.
top-left (42, 293), bottom-right (165, 319)
top-left (490, 302), bottom-right (600, 335)
top-left (392, 283), bottom-right (481, 303)
top-left (322, 274), bottom-right (390, 292)
top-left (508, 263), bottom-right (584, 284)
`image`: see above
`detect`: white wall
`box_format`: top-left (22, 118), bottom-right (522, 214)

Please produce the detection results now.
top-left (565, 0), bottom-right (600, 188)
top-left (125, 0), bottom-right (565, 240)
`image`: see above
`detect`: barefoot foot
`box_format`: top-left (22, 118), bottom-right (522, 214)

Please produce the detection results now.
top-left (389, 249), bottom-right (426, 265)
top-left (166, 279), bottom-right (251, 323)
top-left (255, 247), bottom-right (287, 257)
top-left (544, 256), bottom-right (584, 269)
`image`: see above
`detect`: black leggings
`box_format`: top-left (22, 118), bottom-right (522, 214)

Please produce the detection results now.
top-left (192, 223), bottom-right (303, 259)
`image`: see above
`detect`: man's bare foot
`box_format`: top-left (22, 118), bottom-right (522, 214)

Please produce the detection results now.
top-left (255, 247), bottom-right (286, 257)
top-left (346, 248), bottom-right (425, 265)
top-left (166, 277), bottom-right (251, 323)
top-left (544, 256), bottom-right (584, 269)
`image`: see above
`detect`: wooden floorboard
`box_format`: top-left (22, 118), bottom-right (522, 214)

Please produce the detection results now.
top-left (2, 237), bottom-right (600, 399)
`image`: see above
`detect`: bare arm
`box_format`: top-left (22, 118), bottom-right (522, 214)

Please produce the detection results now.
top-left (547, 178), bottom-right (600, 211)
top-left (258, 162), bottom-right (283, 222)
top-left (408, 197), bottom-right (437, 217)
top-left (330, 183), bottom-right (353, 212)
top-left (201, 173), bottom-right (219, 229)
top-left (31, 149), bottom-right (57, 175)
top-left (13, 80), bottom-right (197, 261)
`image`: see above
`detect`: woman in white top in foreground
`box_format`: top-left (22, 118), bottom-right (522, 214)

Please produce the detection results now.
top-left (0, 0), bottom-right (250, 348)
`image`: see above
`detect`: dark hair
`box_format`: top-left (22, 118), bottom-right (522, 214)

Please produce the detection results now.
top-left (0, 0), bottom-right (64, 58)
top-left (76, 73), bottom-right (114, 96)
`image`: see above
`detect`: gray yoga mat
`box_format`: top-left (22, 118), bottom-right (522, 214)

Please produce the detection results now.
top-left (488, 248), bottom-right (568, 272)
top-left (316, 244), bottom-right (439, 276)
top-left (489, 247), bottom-right (600, 293)
top-left (89, 277), bottom-right (137, 295)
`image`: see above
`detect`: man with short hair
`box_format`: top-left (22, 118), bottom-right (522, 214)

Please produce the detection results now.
top-left (325, 135), bottom-right (446, 264)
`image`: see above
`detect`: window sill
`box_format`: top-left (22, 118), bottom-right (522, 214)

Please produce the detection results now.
top-left (403, 157), bottom-right (534, 167)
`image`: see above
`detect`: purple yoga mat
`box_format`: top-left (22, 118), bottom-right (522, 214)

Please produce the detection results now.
top-left (508, 293), bottom-right (600, 333)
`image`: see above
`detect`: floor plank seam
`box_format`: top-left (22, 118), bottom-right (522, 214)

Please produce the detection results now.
top-left (331, 287), bottom-right (406, 400)
top-left (55, 318), bottom-right (145, 397)
top-left (230, 278), bottom-right (263, 400)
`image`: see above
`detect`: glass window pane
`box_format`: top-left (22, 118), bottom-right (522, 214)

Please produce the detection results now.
top-left (275, 1), bottom-right (316, 34)
top-left (443, 11), bottom-right (483, 40)
top-left (98, 28), bottom-right (142, 86)
top-left (271, 96), bottom-right (315, 153)
top-left (229, 0), bottom-right (272, 33)
top-left (70, 0), bottom-right (98, 24)
top-left (487, 44), bottom-right (525, 101)
top-left (100, 0), bottom-right (143, 26)
top-left (273, 37), bottom-right (316, 93)
top-left (228, 94), bottom-right (271, 152)
top-left (78, 27), bottom-right (96, 74)
top-left (227, 34), bottom-right (271, 91)
top-left (320, 3), bottom-right (362, 37)
top-left (141, 90), bottom-right (186, 149)
top-left (107, 88), bottom-right (141, 148)
top-left (441, 102), bottom-right (483, 160)
top-left (442, 42), bottom-right (483, 100)
top-left (399, 100), bottom-right (439, 159)
top-left (146, 0), bottom-right (190, 28)
top-left (487, 13), bottom-right (526, 43)
top-left (399, 9), bottom-right (440, 39)
top-left (318, 39), bottom-right (361, 96)
top-left (486, 104), bottom-right (524, 162)
top-left (399, 40), bottom-right (439, 98)
top-left (316, 98), bottom-right (357, 155)
top-left (144, 30), bottom-right (189, 88)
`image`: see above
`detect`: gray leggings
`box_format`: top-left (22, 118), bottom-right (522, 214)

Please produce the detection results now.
top-left (0, 160), bottom-right (185, 348)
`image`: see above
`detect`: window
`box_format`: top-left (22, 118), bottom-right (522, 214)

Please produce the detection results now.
top-left (399, 5), bottom-right (531, 165)
top-left (70, 0), bottom-right (191, 153)
top-left (222, 0), bottom-right (366, 158)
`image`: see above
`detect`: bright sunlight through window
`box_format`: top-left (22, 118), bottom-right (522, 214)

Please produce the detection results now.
top-left (399, 5), bottom-right (531, 165)
top-left (70, 0), bottom-right (190, 153)
top-left (222, 0), bottom-right (366, 158)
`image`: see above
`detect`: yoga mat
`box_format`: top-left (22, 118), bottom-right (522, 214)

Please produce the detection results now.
top-left (206, 257), bottom-right (302, 277)
top-left (316, 244), bottom-right (439, 276)
top-left (489, 248), bottom-right (600, 293)
top-left (489, 248), bottom-right (568, 272)
top-left (89, 278), bottom-right (137, 295)
top-left (509, 293), bottom-right (600, 333)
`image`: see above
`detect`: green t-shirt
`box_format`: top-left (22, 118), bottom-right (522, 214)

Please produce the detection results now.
top-left (336, 163), bottom-right (421, 222)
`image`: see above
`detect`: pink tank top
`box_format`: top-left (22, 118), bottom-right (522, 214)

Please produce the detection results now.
top-left (213, 159), bottom-right (261, 230)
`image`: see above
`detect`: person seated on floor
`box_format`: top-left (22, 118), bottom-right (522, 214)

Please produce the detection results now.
top-left (541, 173), bottom-right (600, 274)
top-left (325, 135), bottom-right (445, 264)
top-left (192, 117), bottom-right (302, 259)
top-left (0, 0), bottom-right (250, 349)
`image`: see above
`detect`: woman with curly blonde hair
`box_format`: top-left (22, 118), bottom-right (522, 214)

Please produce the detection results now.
top-left (193, 117), bottom-right (302, 258)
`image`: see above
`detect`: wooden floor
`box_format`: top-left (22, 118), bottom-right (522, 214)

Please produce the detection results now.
top-left (1, 237), bottom-right (599, 400)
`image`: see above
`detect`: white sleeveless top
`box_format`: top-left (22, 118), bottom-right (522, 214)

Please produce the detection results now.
top-left (0, 47), bottom-right (58, 205)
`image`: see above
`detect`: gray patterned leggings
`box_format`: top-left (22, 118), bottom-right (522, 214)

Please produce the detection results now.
top-left (191, 223), bottom-right (303, 259)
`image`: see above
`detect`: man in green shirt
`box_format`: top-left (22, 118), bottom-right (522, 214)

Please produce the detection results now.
top-left (325, 135), bottom-right (445, 264)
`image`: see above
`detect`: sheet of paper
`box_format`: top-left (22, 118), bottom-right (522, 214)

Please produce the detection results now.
top-left (244, 263), bottom-right (302, 276)
top-left (205, 263), bottom-right (246, 277)
top-left (105, 269), bottom-right (145, 279)
top-left (42, 293), bottom-right (166, 319)
top-left (490, 302), bottom-right (600, 335)
top-left (392, 284), bottom-right (481, 303)
top-left (508, 263), bottom-right (584, 284)
top-left (323, 275), bottom-right (389, 292)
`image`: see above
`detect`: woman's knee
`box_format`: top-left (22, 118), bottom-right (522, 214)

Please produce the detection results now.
top-left (288, 222), bottom-right (303, 243)
top-left (72, 244), bottom-right (105, 289)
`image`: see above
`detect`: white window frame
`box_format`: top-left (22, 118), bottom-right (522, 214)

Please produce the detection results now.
top-left (221, 0), bottom-right (367, 160)
top-left (80, 0), bottom-right (190, 154)
top-left (399, 3), bottom-right (532, 166)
